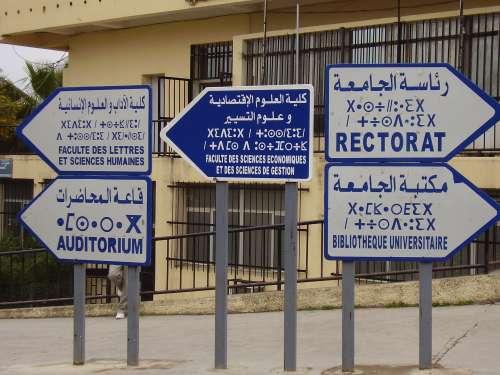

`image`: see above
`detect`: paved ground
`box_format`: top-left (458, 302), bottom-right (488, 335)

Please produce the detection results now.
top-left (0, 304), bottom-right (498, 374)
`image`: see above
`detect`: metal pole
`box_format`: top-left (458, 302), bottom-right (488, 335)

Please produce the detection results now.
top-left (215, 181), bottom-right (228, 369)
top-left (458, 0), bottom-right (465, 72)
top-left (396, 0), bottom-right (402, 63)
top-left (295, 1), bottom-right (300, 84)
top-left (73, 263), bottom-right (85, 365)
top-left (261, 0), bottom-right (268, 85)
top-left (283, 4), bottom-right (300, 372)
top-left (419, 262), bottom-right (433, 370)
top-left (127, 266), bottom-right (140, 366)
top-left (342, 261), bottom-right (355, 372)
top-left (484, 229), bottom-right (490, 274)
top-left (284, 182), bottom-right (298, 371)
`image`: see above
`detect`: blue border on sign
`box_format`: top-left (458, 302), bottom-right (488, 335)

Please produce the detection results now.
top-left (323, 162), bottom-right (500, 262)
top-left (324, 63), bottom-right (500, 163)
top-left (17, 175), bottom-right (153, 267)
top-left (16, 85), bottom-right (153, 176)
top-left (161, 84), bottom-right (315, 182)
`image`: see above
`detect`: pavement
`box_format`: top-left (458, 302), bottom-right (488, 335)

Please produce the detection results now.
top-left (0, 304), bottom-right (498, 374)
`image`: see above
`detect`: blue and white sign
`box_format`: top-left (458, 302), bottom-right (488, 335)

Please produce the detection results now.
top-left (160, 85), bottom-right (314, 181)
top-left (324, 163), bottom-right (499, 261)
top-left (16, 85), bottom-right (152, 175)
top-left (326, 64), bottom-right (499, 162)
top-left (0, 159), bottom-right (12, 178)
top-left (19, 176), bottom-right (152, 266)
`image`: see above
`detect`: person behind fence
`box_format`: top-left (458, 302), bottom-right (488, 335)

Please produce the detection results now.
top-left (108, 265), bottom-right (127, 319)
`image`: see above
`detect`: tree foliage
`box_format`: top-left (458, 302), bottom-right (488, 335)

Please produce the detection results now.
top-left (25, 62), bottom-right (63, 103)
top-left (0, 62), bottom-right (63, 149)
top-left (0, 62), bottom-right (63, 128)
top-left (0, 77), bottom-right (32, 127)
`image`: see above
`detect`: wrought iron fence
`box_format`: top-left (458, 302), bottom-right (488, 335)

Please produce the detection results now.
top-left (1, 218), bottom-right (498, 308)
top-left (152, 77), bottom-right (192, 157)
top-left (244, 12), bottom-right (500, 153)
top-left (0, 248), bottom-right (153, 308)
top-left (152, 41), bottom-right (233, 157)
top-left (0, 179), bottom-right (34, 250)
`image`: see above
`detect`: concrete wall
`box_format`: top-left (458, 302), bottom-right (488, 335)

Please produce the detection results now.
top-left (1, 272), bottom-right (499, 318)
top-left (2, 0), bottom-right (500, 47)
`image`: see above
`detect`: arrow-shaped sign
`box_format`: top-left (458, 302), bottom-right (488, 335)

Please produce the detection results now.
top-left (19, 176), bottom-right (152, 266)
top-left (16, 85), bottom-right (152, 175)
top-left (324, 163), bottom-right (499, 261)
top-left (326, 63), bottom-right (500, 162)
top-left (160, 85), bottom-right (314, 181)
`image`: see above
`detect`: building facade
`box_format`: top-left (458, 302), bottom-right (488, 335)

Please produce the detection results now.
top-left (1, 0), bottom-right (499, 304)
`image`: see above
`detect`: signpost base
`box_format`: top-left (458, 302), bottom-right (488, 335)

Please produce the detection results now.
top-left (284, 182), bottom-right (298, 372)
top-left (73, 263), bottom-right (85, 365)
top-left (215, 181), bottom-right (228, 369)
top-left (342, 261), bottom-right (354, 372)
top-left (127, 266), bottom-right (140, 366)
top-left (419, 262), bottom-right (433, 370)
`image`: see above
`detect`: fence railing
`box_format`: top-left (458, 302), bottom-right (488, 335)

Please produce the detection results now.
top-left (152, 119), bottom-right (179, 157)
top-left (1, 219), bottom-right (498, 308)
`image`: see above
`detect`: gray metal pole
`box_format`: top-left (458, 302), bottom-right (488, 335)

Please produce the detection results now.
top-left (342, 261), bottom-right (355, 372)
top-left (419, 262), bottom-right (433, 369)
top-left (284, 182), bottom-right (298, 371)
top-left (283, 3), bottom-right (300, 372)
top-left (261, 0), bottom-right (268, 85)
top-left (295, 1), bottom-right (300, 84)
top-left (127, 266), bottom-right (140, 366)
top-left (458, 0), bottom-right (465, 72)
top-left (215, 181), bottom-right (228, 369)
top-left (73, 263), bottom-right (85, 365)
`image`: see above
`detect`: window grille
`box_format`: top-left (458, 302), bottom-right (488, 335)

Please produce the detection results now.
top-left (244, 13), bottom-right (500, 153)
top-left (170, 183), bottom-right (285, 269)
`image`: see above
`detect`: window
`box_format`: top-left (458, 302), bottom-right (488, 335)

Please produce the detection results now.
top-left (244, 13), bottom-right (500, 153)
top-left (191, 41), bottom-right (233, 95)
top-left (171, 183), bottom-right (284, 269)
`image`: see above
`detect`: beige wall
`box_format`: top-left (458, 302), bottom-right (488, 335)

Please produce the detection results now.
top-left (64, 14), bottom-right (252, 86)
top-left (2, 0), bottom-right (500, 48)
top-left (0, 0), bottom-right (259, 37)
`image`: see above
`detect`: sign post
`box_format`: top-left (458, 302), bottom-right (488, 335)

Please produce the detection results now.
top-left (161, 85), bottom-right (314, 370)
top-left (127, 266), bottom-right (141, 366)
top-left (17, 85), bottom-right (152, 367)
top-left (215, 181), bottom-right (229, 369)
top-left (73, 263), bottom-right (86, 365)
top-left (284, 182), bottom-right (298, 371)
top-left (341, 261), bottom-right (354, 372)
top-left (325, 64), bottom-right (500, 371)
top-left (419, 262), bottom-right (433, 369)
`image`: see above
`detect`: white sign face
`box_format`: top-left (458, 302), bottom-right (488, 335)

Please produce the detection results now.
top-left (17, 86), bottom-right (151, 174)
top-left (326, 64), bottom-right (499, 161)
top-left (325, 164), bottom-right (499, 260)
top-left (20, 177), bottom-right (152, 266)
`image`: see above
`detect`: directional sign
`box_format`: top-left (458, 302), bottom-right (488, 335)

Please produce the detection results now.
top-left (324, 163), bottom-right (499, 261)
top-left (160, 85), bottom-right (314, 181)
top-left (0, 159), bottom-right (12, 178)
top-left (16, 85), bottom-right (152, 175)
top-left (326, 64), bottom-right (499, 162)
top-left (19, 176), bottom-right (152, 266)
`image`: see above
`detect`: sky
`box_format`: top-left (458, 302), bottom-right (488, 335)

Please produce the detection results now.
top-left (0, 43), bottom-right (67, 91)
